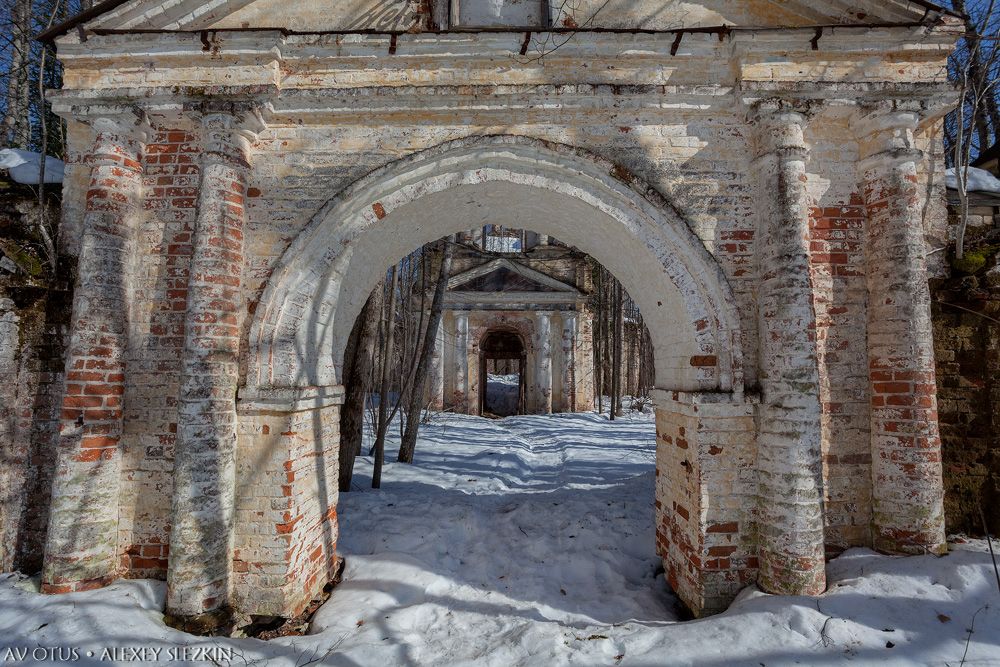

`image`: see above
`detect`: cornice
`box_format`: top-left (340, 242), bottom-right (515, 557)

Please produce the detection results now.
top-left (47, 80), bottom-right (958, 127)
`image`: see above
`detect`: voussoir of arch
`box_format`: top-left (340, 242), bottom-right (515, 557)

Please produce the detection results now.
top-left (242, 135), bottom-right (745, 406)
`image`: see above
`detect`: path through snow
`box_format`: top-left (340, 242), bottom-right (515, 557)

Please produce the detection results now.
top-left (1, 411), bottom-right (999, 666)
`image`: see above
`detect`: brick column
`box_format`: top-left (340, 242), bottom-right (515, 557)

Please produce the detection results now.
top-left (535, 311), bottom-right (553, 414)
top-left (166, 106), bottom-right (263, 626)
top-left (858, 108), bottom-right (946, 555)
top-left (453, 312), bottom-right (469, 412)
top-left (560, 312), bottom-right (577, 412)
top-left (42, 113), bottom-right (147, 593)
top-left (749, 105), bottom-right (826, 596)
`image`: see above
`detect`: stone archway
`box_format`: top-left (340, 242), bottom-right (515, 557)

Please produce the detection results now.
top-left (229, 135), bottom-right (751, 619)
top-left (244, 136), bottom-right (744, 397)
top-left (479, 328), bottom-right (527, 417)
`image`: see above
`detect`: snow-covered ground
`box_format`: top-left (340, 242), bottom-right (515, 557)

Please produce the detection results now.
top-left (483, 373), bottom-right (520, 415)
top-left (2, 411), bottom-right (999, 666)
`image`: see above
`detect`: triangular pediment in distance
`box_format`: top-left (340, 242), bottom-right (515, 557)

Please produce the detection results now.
top-left (448, 259), bottom-right (581, 295)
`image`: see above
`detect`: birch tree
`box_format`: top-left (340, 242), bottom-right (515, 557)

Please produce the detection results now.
top-left (945, 0), bottom-right (1000, 260)
top-left (398, 237), bottom-right (453, 463)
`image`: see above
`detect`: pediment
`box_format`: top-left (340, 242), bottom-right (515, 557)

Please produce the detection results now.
top-left (57, 0), bottom-right (956, 37)
top-left (448, 259), bottom-right (581, 295)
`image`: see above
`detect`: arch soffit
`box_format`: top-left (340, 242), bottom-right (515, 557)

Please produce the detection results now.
top-left (244, 136), bottom-right (745, 403)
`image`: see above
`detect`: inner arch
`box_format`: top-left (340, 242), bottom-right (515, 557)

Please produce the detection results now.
top-left (244, 136), bottom-right (743, 400)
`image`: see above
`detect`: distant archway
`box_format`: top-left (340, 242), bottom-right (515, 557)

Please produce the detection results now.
top-left (479, 328), bottom-right (527, 417)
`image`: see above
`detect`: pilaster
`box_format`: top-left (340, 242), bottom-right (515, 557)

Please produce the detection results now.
top-left (535, 311), bottom-right (553, 414)
top-left (560, 312), bottom-right (577, 412)
top-left (233, 386), bottom-right (343, 620)
top-left (653, 389), bottom-right (759, 616)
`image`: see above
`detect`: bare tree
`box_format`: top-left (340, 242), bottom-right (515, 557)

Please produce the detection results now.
top-left (589, 259), bottom-right (651, 415)
top-left (341, 239), bottom-right (451, 485)
top-left (34, 0), bottom-right (63, 273)
top-left (610, 280), bottom-right (624, 419)
top-left (593, 265), bottom-right (605, 414)
top-left (1, 0), bottom-right (32, 149)
top-left (397, 248), bottom-right (430, 439)
top-left (339, 289), bottom-right (382, 492)
top-left (518, 0), bottom-right (613, 63)
top-left (0, 0), bottom-right (80, 276)
top-left (945, 0), bottom-right (1000, 260)
top-left (398, 238), bottom-right (453, 463)
top-left (371, 266), bottom-right (399, 489)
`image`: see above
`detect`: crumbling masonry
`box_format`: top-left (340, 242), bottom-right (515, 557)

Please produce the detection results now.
top-left (2, 0), bottom-right (965, 627)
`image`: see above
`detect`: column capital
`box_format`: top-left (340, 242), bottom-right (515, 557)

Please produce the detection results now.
top-left (745, 99), bottom-right (811, 125)
top-left (189, 100), bottom-right (268, 136)
top-left (745, 100), bottom-right (811, 160)
top-left (855, 103), bottom-right (924, 167)
top-left (80, 107), bottom-right (153, 150)
top-left (188, 101), bottom-right (268, 169)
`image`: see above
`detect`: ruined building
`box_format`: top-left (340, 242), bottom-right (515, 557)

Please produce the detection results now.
top-left (432, 227), bottom-right (595, 417)
top-left (0, 0), bottom-right (965, 629)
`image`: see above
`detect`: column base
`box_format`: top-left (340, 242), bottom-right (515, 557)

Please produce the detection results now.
top-left (40, 573), bottom-right (117, 595)
top-left (873, 530), bottom-right (948, 556)
top-left (164, 607), bottom-right (235, 636)
top-left (757, 552), bottom-right (827, 597)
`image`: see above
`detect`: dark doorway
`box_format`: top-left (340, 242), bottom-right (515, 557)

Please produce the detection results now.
top-left (480, 330), bottom-right (526, 417)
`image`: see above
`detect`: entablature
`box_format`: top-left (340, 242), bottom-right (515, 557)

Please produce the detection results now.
top-left (47, 78), bottom-right (958, 132)
top-left (53, 22), bottom-right (957, 96)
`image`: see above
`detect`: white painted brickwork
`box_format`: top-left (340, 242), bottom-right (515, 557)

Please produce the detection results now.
top-left (30, 0), bottom-right (961, 627)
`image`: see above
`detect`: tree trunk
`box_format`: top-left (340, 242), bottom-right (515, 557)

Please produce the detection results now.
top-left (401, 250), bottom-right (428, 435)
top-left (604, 271), bottom-right (614, 406)
top-left (956, 0), bottom-right (1000, 148)
top-left (639, 317), bottom-right (653, 398)
top-left (338, 289), bottom-right (382, 492)
top-left (611, 281), bottom-right (624, 419)
top-left (594, 266), bottom-right (604, 414)
top-left (626, 301), bottom-right (635, 397)
top-left (372, 266), bottom-right (398, 489)
top-left (952, 0), bottom-right (1000, 157)
top-left (398, 238), bottom-right (454, 463)
top-left (396, 256), bottom-right (415, 439)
